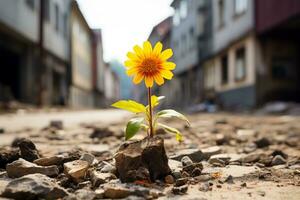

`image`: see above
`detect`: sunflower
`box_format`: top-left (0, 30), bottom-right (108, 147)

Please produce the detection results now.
top-left (124, 41), bottom-right (176, 88)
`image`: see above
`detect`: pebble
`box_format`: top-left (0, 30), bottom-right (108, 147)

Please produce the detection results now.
top-left (254, 137), bottom-right (271, 148)
top-left (170, 148), bottom-right (204, 163)
top-left (202, 146), bottom-right (222, 160)
top-left (271, 155), bottom-right (286, 166)
top-left (175, 177), bottom-right (188, 187)
top-left (64, 160), bottom-right (89, 182)
top-left (172, 185), bottom-right (188, 195)
top-left (181, 156), bottom-right (193, 166)
top-left (164, 175), bottom-right (175, 184)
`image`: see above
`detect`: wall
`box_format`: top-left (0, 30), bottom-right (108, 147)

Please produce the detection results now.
top-left (212, 0), bottom-right (254, 54)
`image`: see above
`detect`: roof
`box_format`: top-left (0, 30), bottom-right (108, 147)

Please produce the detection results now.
top-left (148, 16), bottom-right (172, 41)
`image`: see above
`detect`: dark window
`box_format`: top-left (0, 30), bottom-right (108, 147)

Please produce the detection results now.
top-left (55, 4), bottom-right (59, 31)
top-left (44, 0), bottom-right (50, 21)
top-left (235, 47), bottom-right (246, 81)
top-left (218, 0), bottom-right (225, 28)
top-left (221, 55), bottom-right (228, 84)
top-left (26, 0), bottom-right (35, 10)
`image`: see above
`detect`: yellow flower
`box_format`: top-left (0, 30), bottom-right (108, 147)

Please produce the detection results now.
top-left (124, 41), bottom-right (176, 88)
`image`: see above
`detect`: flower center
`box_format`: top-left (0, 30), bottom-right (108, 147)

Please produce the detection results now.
top-left (140, 58), bottom-right (160, 75)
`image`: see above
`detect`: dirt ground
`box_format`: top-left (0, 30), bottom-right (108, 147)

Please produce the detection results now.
top-left (0, 110), bottom-right (299, 199)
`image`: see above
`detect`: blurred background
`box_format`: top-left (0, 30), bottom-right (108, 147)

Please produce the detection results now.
top-left (0, 0), bottom-right (299, 114)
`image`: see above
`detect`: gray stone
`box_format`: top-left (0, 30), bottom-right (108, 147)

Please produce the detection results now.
top-left (170, 148), bottom-right (204, 163)
top-left (103, 185), bottom-right (131, 199)
top-left (254, 137), bottom-right (271, 148)
top-left (17, 138), bottom-right (39, 162)
top-left (202, 146), bottom-right (222, 160)
top-left (271, 155), bottom-right (286, 166)
top-left (64, 160), bottom-right (89, 182)
top-left (172, 185), bottom-right (188, 195)
top-left (181, 156), bottom-right (193, 166)
top-left (195, 174), bottom-right (211, 182)
top-left (175, 177), bottom-right (188, 187)
top-left (6, 158), bottom-right (59, 178)
top-left (99, 161), bottom-right (116, 174)
top-left (236, 129), bottom-right (256, 142)
top-left (50, 120), bottom-right (63, 130)
top-left (1, 174), bottom-right (68, 200)
top-left (240, 153), bottom-right (262, 163)
top-left (0, 148), bottom-right (20, 168)
top-left (243, 143), bottom-right (257, 153)
top-left (80, 153), bottom-right (96, 166)
top-left (89, 170), bottom-right (116, 187)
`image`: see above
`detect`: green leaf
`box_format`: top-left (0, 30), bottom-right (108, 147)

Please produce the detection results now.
top-left (125, 118), bottom-right (144, 140)
top-left (158, 123), bottom-right (183, 142)
top-left (156, 109), bottom-right (190, 126)
top-left (111, 100), bottom-right (146, 113)
top-left (151, 95), bottom-right (165, 107)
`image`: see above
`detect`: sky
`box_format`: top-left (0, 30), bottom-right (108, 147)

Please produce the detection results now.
top-left (77, 0), bottom-right (174, 63)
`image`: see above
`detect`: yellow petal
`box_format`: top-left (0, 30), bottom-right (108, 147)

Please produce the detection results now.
top-left (133, 45), bottom-right (144, 58)
top-left (124, 60), bottom-right (138, 68)
top-left (154, 74), bottom-right (164, 85)
top-left (143, 41), bottom-right (152, 57)
top-left (145, 76), bottom-right (153, 88)
top-left (161, 70), bottom-right (173, 80)
top-left (126, 67), bottom-right (138, 76)
top-left (133, 73), bottom-right (144, 84)
top-left (153, 42), bottom-right (163, 56)
top-left (163, 62), bottom-right (176, 70)
top-left (127, 52), bottom-right (139, 61)
top-left (160, 49), bottom-right (173, 60)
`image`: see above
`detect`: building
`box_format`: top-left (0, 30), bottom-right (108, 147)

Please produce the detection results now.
top-left (203, 0), bottom-right (300, 109)
top-left (69, 1), bottom-right (94, 107)
top-left (92, 29), bottom-right (106, 107)
top-left (0, 0), bottom-right (71, 105)
top-left (104, 62), bottom-right (120, 104)
top-left (170, 0), bottom-right (213, 108)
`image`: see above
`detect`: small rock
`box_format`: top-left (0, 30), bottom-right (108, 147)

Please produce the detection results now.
top-left (191, 167), bottom-right (202, 177)
top-left (224, 175), bottom-right (234, 184)
top-left (103, 185), bottom-right (131, 199)
top-left (6, 158), bottom-right (59, 178)
top-left (115, 136), bottom-right (170, 182)
top-left (80, 153), bottom-right (96, 166)
top-left (175, 177), bottom-right (188, 187)
top-left (73, 189), bottom-right (96, 200)
top-left (89, 170), bottom-right (116, 187)
top-left (241, 182), bottom-right (247, 187)
top-left (50, 120), bottom-right (63, 130)
top-left (64, 160), bottom-right (89, 182)
top-left (243, 143), bottom-right (257, 153)
top-left (0, 128), bottom-right (5, 134)
top-left (164, 175), bottom-right (175, 184)
top-left (199, 182), bottom-right (211, 192)
top-left (172, 185), bottom-right (188, 195)
top-left (209, 153), bottom-right (242, 164)
top-left (236, 129), bottom-right (256, 142)
top-left (90, 127), bottom-right (113, 139)
top-left (98, 161), bottom-right (116, 174)
top-left (170, 148), bottom-right (204, 163)
top-left (209, 158), bottom-right (226, 166)
top-left (168, 159), bottom-right (182, 173)
top-left (181, 171), bottom-right (189, 178)
top-left (181, 156), bottom-right (193, 166)
top-left (17, 138), bottom-right (39, 162)
top-left (94, 188), bottom-right (105, 199)
top-left (195, 174), bottom-right (211, 182)
top-left (257, 190), bottom-right (266, 197)
top-left (172, 171), bottom-right (182, 180)
top-left (0, 148), bottom-right (20, 168)
top-left (271, 150), bottom-right (288, 159)
top-left (1, 174), bottom-right (68, 199)
top-left (34, 155), bottom-right (65, 166)
top-left (202, 146), bottom-right (222, 160)
top-left (183, 162), bottom-right (203, 174)
top-left (240, 153), bottom-right (261, 163)
top-left (215, 134), bottom-right (229, 145)
top-left (254, 137), bottom-right (271, 148)
top-left (271, 155), bottom-right (286, 166)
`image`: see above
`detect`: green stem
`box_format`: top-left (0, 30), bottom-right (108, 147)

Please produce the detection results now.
top-left (147, 87), bottom-right (153, 137)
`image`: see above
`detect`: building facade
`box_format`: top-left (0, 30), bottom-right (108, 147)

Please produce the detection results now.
top-left (69, 1), bottom-right (93, 107)
top-left (0, 0), bottom-right (71, 105)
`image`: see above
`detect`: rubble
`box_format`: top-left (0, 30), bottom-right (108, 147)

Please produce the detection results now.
top-left (169, 148), bottom-right (204, 162)
top-left (64, 160), bottom-right (89, 182)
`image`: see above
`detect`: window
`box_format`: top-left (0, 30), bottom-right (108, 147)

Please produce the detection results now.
top-left (55, 4), bottom-right (59, 31)
top-left (235, 47), bottom-right (246, 81)
top-left (26, 0), bottom-right (35, 10)
top-left (218, 0), bottom-right (225, 28)
top-left (221, 55), bottom-right (228, 84)
top-left (180, 0), bottom-right (187, 19)
top-left (63, 13), bottom-right (68, 38)
top-left (189, 27), bottom-right (194, 50)
top-left (44, 0), bottom-right (50, 21)
top-left (234, 0), bottom-right (248, 15)
top-left (173, 9), bottom-right (180, 26)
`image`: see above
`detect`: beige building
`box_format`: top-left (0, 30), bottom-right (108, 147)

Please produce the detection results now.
top-left (69, 1), bottom-right (93, 107)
